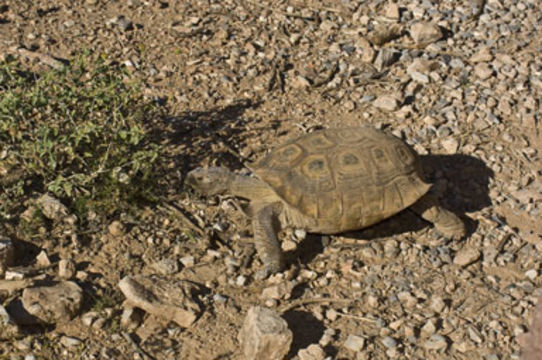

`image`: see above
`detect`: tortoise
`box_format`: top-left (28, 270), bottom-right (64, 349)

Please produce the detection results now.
top-left (187, 127), bottom-right (465, 278)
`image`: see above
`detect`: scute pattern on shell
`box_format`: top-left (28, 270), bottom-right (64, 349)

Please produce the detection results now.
top-left (252, 127), bottom-right (431, 232)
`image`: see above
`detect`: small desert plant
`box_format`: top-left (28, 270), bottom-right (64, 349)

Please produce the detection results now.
top-left (0, 54), bottom-right (164, 220)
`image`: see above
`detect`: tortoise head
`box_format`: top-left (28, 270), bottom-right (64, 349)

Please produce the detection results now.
top-left (186, 167), bottom-right (233, 196)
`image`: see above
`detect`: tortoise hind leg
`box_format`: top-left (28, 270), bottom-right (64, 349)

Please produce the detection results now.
top-left (252, 202), bottom-right (284, 279)
top-left (411, 193), bottom-right (466, 239)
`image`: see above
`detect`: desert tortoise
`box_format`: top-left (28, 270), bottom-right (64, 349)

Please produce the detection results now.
top-left (187, 127), bottom-right (465, 278)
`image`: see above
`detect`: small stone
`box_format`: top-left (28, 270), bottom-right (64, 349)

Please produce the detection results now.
top-left (59, 259), bottom-right (77, 279)
top-left (281, 239), bottom-right (297, 252)
top-left (383, 3), bottom-right (400, 20)
top-left (60, 336), bottom-right (82, 347)
top-left (430, 296), bottom-right (446, 313)
top-left (373, 95), bottom-right (400, 111)
top-left (453, 247), bottom-right (480, 266)
top-left (374, 48), bottom-right (398, 71)
top-left (108, 221), bottom-right (125, 237)
top-left (37, 194), bottom-right (69, 220)
top-left (410, 71), bottom-right (430, 83)
top-left (291, 75), bottom-right (311, 89)
top-left (421, 319), bottom-right (437, 337)
top-left (236, 275), bottom-right (247, 286)
top-left (238, 306), bottom-right (292, 360)
top-left (381, 336), bottom-right (397, 349)
top-left (470, 47), bottom-right (494, 63)
top-left (261, 282), bottom-right (294, 300)
top-left (294, 229), bottom-right (307, 241)
top-left (119, 275), bottom-right (201, 328)
top-left (298, 344), bottom-right (326, 360)
top-left (179, 255), bottom-right (195, 267)
top-left (441, 138), bottom-right (459, 154)
top-left (120, 307), bottom-right (143, 330)
top-left (0, 236), bottom-right (15, 275)
top-left (525, 269), bottom-right (538, 280)
top-left (151, 258), bottom-right (179, 275)
top-left (0, 304), bottom-right (20, 337)
top-left (474, 63), bottom-right (494, 80)
top-left (424, 334), bottom-right (447, 350)
top-left (407, 59), bottom-right (437, 74)
top-left (35, 250), bottom-right (51, 267)
top-left (81, 311), bottom-right (99, 327)
top-left (344, 334), bottom-right (365, 352)
top-left (22, 281), bottom-right (83, 323)
top-left (409, 22), bottom-right (443, 45)
top-left (325, 308), bottom-right (338, 321)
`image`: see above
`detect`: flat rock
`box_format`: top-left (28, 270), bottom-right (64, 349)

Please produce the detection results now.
top-left (344, 334), bottom-right (365, 352)
top-left (238, 306), bottom-right (292, 360)
top-left (373, 95), bottom-right (401, 111)
top-left (0, 236), bottom-right (15, 276)
top-left (21, 281), bottom-right (83, 323)
top-left (118, 275), bottom-right (201, 328)
top-left (470, 47), bottom-right (494, 63)
top-left (453, 247), bottom-right (480, 266)
top-left (409, 22), bottom-right (443, 45)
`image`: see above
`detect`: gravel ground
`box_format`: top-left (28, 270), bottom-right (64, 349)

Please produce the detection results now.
top-left (0, 0), bottom-right (541, 359)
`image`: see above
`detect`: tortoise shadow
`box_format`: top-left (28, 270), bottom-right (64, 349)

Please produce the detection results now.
top-left (282, 310), bottom-right (326, 358)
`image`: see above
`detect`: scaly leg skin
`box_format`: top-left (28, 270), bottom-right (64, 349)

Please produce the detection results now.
top-left (252, 202), bottom-right (283, 280)
top-left (411, 193), bottom-right (466, 239)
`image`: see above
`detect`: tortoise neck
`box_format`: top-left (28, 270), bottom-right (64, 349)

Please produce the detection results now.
top-left (229, 174), bottom-right (275, 201)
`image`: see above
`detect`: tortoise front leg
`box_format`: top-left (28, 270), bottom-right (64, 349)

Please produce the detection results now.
top-left (411, 193), bottom-right (466, 239)
top-left (252, 202), bottom-right (283, 280)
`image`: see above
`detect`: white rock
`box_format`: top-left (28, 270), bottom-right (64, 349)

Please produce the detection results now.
top-left (59, 259), bottom-right (76, 279)
top-left (424, 334), bottom-right (447, 350)
top-left (373, 95), bottom-right (400, 111)
top-left (35, 250), bottom-right (51, 267)
top-left (441, 138), bottom-right (459, 154)
top-left (238, 306), bottom-right (293, 360)
top-left (344, 334), bottom-right (365, 352)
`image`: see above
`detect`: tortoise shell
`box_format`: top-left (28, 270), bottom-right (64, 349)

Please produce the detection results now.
top-left (252, 127), bottom-right (431, 232)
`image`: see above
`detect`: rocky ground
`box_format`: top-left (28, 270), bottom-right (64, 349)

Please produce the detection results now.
top-left (0, 0), bottom-right (541, 359)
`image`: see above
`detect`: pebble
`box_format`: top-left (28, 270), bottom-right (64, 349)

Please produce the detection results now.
top-left (59, 259), bottom-right (77, 279)
top-left (525, 269), bottom-right (538, 280)
top-left (36, 194), bottom-right (69, 220)
top-left (238, 306), bottom-right (292, 360)
top-left (151, 258), bottom-right (179, 275)
top-left (441, 138), bottom-right (459, 154)
top-left (453, 247), bottom-right (481, 266)
top-left (373, 95), bottom-right (400, 111)
top-left (179, 255), bottom-right (195, 267)
top-left (424, 334), bottom-right (448, 350)
top-left (381, 336), bottom-right (397, 349)
top-left (344, 334), bottom-right (365, 352)
top-left (108, 220), bottom-right (125, 237)
top-left (35, 250), bottom-right (51, 267)
top-left (60, 336), bottom-right (82, 347)
top-left (298, 344), bottom-right (326, 360)
top-left (474, 63), bottom-right (494, 80)
top-left (409, 22), bottom-right (443, 45)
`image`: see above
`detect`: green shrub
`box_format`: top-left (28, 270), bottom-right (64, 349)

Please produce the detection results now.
top-left (0, 55), bottom-right (163, 220)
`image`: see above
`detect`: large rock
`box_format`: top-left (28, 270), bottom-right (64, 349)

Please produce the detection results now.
top-left (21, 281), bottom-right (83, 323)
top-left (0, 236), bottom-right (15, 276)
top-left (238, 306), bottom-right (292, 360)
top-left (119, 275), bottom-right (201, 328)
